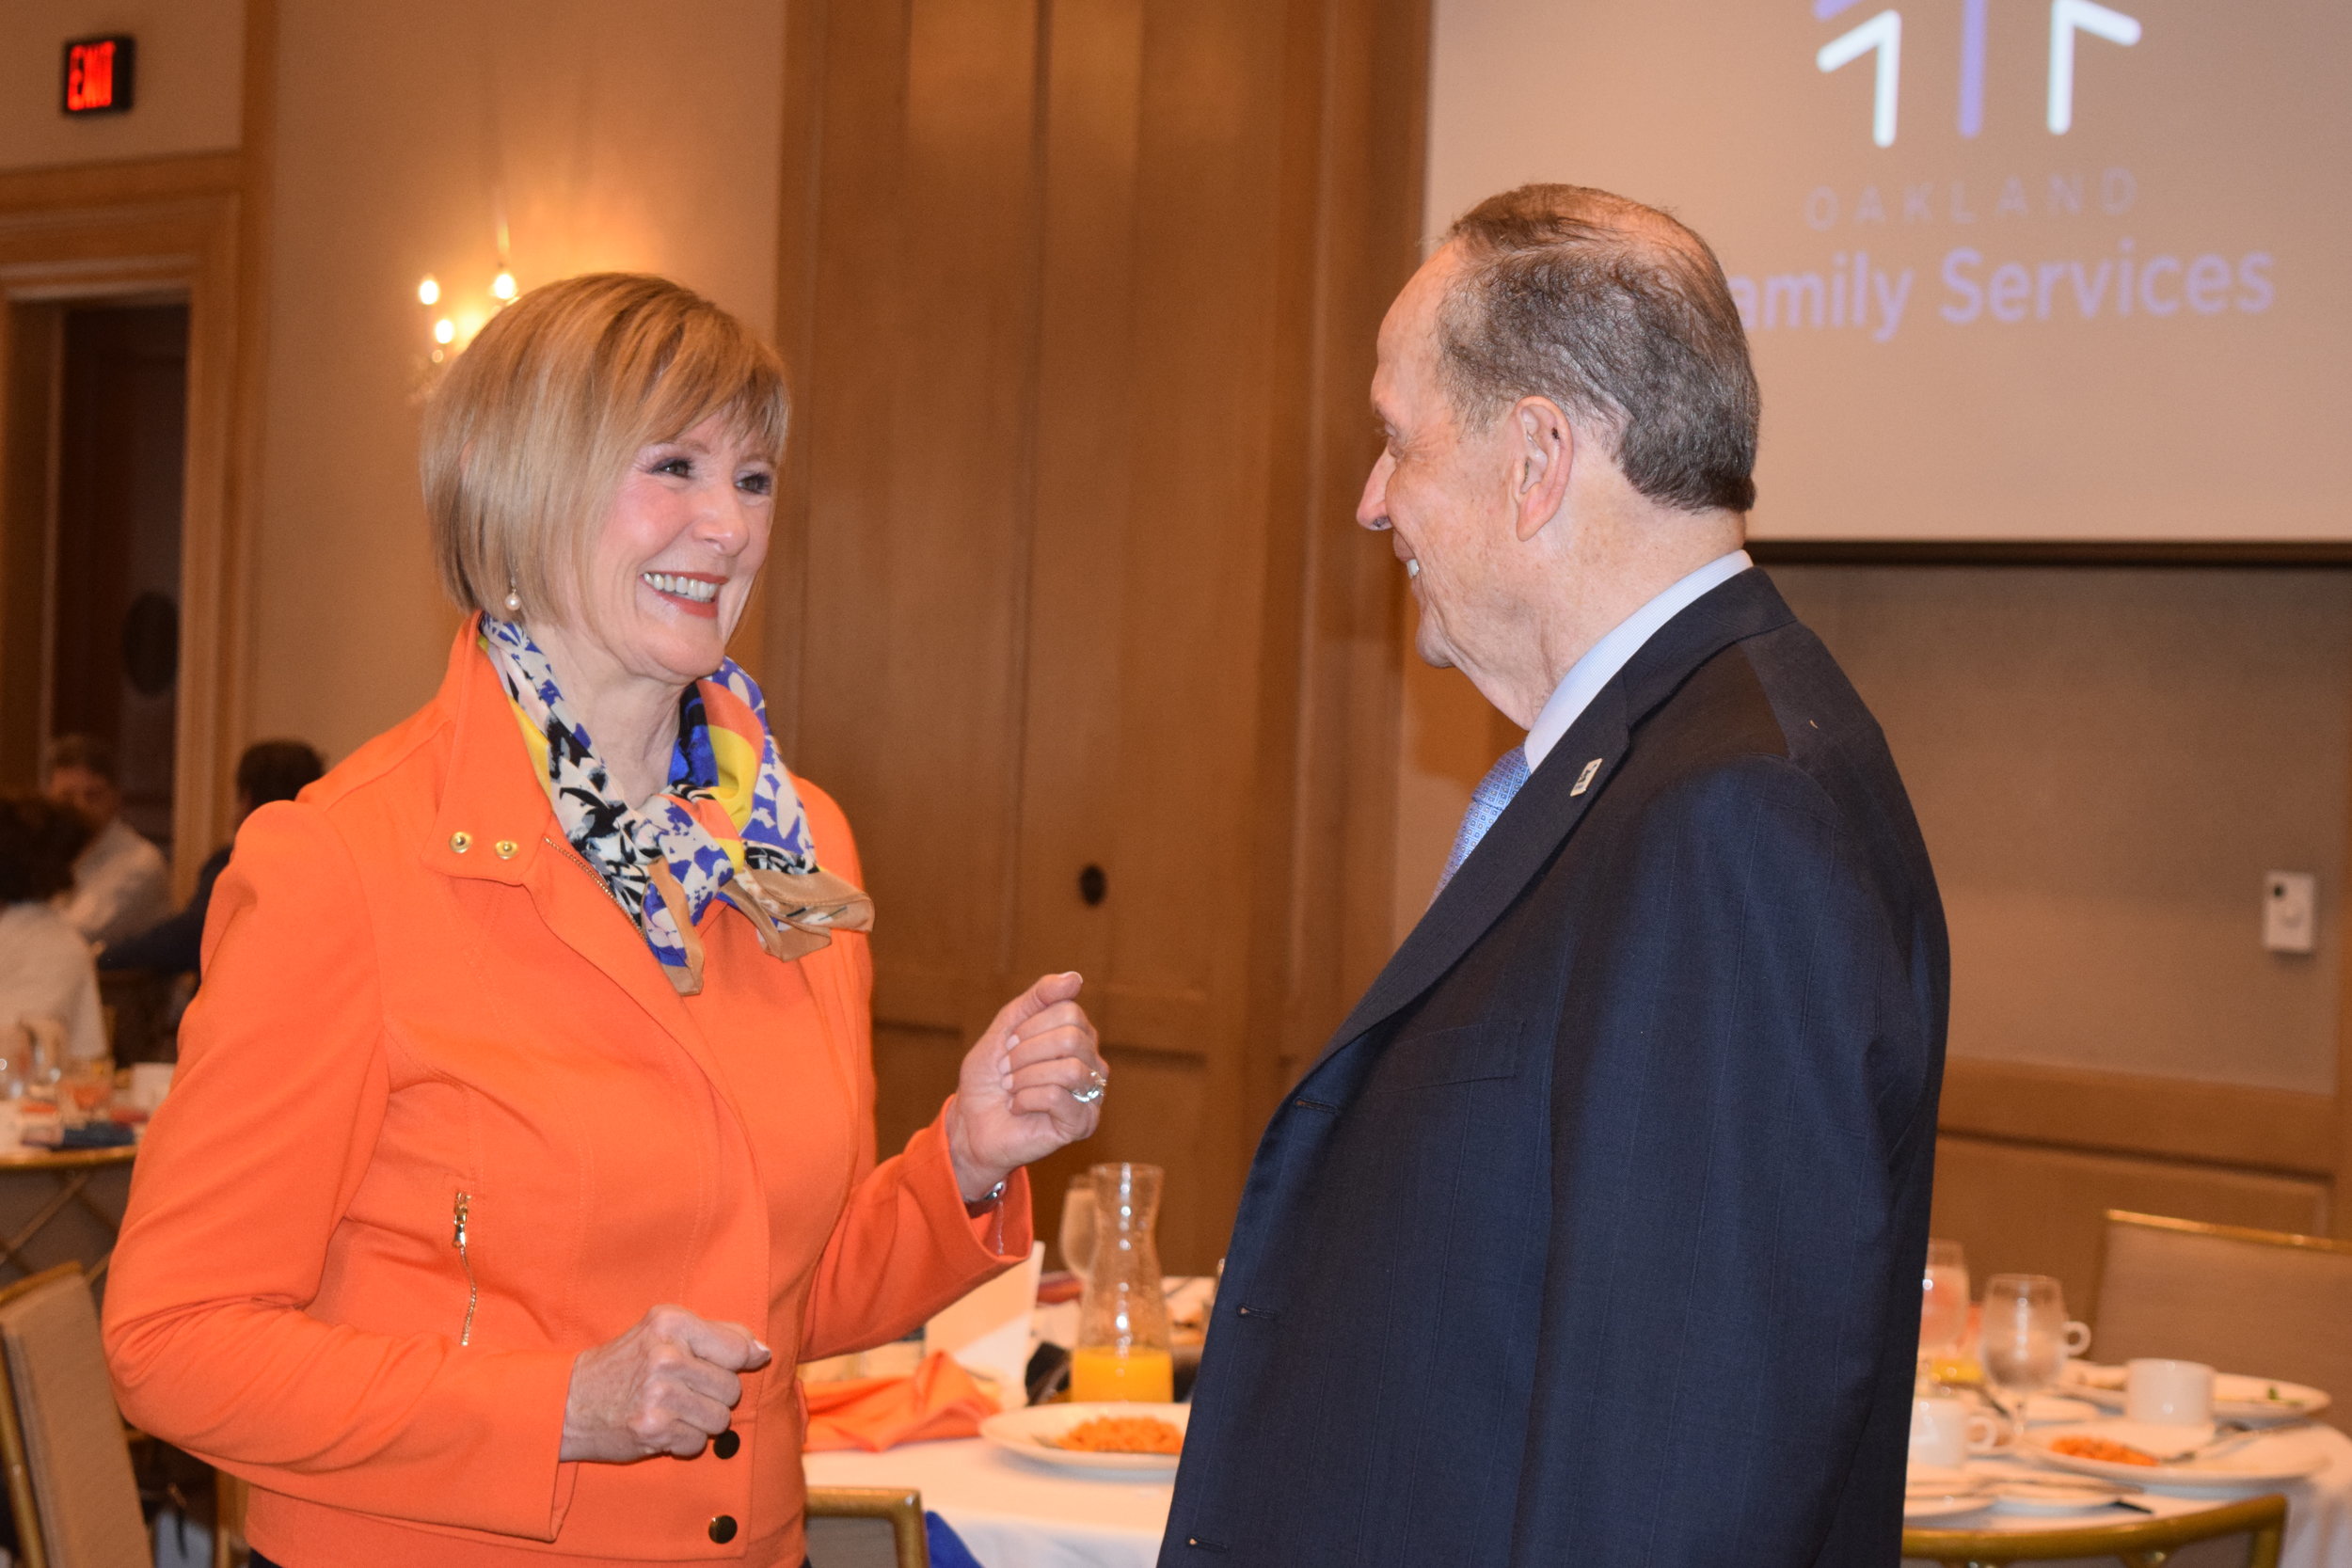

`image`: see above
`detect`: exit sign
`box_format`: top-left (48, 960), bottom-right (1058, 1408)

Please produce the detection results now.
top-left (62, 35), bottom-right (135, 116)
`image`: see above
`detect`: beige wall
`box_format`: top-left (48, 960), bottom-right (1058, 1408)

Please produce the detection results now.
top-left (250, 0), bottom-right (784, 763)
top-left (1392, 565), bottom-right (2351, 1098)
top-left (0, 0), bottom-right (242, 172)
top-left (1781, 565), bottom-right (2348, 1097)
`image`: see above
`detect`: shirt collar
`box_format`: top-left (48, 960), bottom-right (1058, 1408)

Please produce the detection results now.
top-left (1522, 550), bottom-right (1754, 772)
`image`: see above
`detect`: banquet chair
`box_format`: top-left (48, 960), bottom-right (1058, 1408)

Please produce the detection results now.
top-left (1903, 1492), bottom-right (2285, 1568)
top-left (0, 1262), bottom-right (149, 1567)
top-left (2090, 1210), bottom-right (2352, 1434)
top-left (805, 1485), bottom-right (929, 1568)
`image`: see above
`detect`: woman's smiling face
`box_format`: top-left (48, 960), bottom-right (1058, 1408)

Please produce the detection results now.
top-left (565, 412), bottom-right (775, 687)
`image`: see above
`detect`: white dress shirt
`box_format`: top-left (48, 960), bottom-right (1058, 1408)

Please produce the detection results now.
top-left (1522, 550), bottom-right (1754, 772)
top-left (0, 902), bottom-right (107, 1063)
top-left (60, 816), bottom-right (172, 950)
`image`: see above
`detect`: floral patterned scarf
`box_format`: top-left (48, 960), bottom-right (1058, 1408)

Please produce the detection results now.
top-left (481, 616), bottom-right (873, 994)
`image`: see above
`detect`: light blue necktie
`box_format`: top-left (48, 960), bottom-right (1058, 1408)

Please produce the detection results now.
top-left (1437, 745), bottom-right (1530, 895)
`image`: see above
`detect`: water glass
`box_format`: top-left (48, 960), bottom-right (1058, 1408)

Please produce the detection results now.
top-left (1979, 1273), bottom-right (2091, 1433)
top-left (1919, 1238), bottom-right (1970, 1360)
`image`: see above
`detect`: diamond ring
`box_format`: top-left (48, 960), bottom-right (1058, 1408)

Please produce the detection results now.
top-left (1071, 1070), bottom-right (1107, 1105)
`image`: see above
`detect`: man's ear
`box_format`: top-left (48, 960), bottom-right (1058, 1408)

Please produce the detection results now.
top-left (1512, 396), bottom-right (1574, 542)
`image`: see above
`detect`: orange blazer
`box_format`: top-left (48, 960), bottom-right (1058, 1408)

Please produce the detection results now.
top-left (103, 626), bottom-right (1031, 1568)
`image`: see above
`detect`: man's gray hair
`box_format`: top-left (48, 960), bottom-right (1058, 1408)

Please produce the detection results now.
top-left (1438, 184), bottom-right (1758, 515)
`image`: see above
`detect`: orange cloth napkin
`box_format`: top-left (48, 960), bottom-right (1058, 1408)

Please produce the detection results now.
top-left (802, 1351), bottom-right (1002, 1451)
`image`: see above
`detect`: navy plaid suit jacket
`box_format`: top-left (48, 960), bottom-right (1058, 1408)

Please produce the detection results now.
top-left (1161, 569), bottom-right (1948, 1567)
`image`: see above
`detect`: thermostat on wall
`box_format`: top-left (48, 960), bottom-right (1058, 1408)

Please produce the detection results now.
top-left (61, 35), bottom-right (135, 117)
top-left (2264, 871), bottom-right (2316, 955)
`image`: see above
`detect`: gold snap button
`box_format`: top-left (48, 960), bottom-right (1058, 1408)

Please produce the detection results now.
top-left (495, 839), bottom-right (517, 860)
top-left (449, 832), bottom-right (472, 854)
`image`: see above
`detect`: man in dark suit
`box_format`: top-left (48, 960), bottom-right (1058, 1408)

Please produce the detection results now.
top-left (1161, 184), bottom-right (1947, 1566)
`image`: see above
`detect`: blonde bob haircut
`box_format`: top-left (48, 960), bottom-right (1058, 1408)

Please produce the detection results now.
top-left (421, 272), bottom-right (790, 621)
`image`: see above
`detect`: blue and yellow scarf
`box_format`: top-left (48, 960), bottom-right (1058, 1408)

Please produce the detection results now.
top-left (482, 616), bottom-right (873, 994)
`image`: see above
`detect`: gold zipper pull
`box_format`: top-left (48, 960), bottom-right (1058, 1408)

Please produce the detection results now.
top-left (453, 1192), bottom-right (479, 1347)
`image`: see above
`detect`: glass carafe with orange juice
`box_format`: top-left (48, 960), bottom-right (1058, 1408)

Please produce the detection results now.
top-left (1071, 1162), bottom-right (1173, 1402)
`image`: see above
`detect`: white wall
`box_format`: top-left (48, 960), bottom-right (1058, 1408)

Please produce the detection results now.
top-left (0, 0), bottom-right (242, 171)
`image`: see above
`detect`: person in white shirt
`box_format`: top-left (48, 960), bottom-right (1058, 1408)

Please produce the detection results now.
top-left (0, 794), bottom-right (108, 1064)
top-left (42, 734), bottom-right (171, 951)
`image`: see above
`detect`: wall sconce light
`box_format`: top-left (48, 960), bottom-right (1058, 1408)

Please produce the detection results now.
top-left (416, 262), bottom-right (518, 369)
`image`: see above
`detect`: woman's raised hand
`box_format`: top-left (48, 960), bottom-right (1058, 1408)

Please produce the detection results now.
top-left (560, 1305), bottom-right (772, 1462)
top-left (946, 972), bottom-right (1106, 1202)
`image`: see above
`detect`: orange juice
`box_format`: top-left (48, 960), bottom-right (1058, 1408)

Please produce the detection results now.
top-left (1070, 1345), bottom-right (1174, 1402)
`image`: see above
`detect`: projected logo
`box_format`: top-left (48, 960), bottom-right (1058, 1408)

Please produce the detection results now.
top-left (1815, 0), bottom-right (2140, 146)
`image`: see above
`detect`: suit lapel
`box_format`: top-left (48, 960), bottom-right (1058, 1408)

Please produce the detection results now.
top-left (1307, 569), bottom-right (1799, 1076)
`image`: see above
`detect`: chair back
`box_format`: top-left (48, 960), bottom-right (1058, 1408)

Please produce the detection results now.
top-left (0, 1263), bottom-right (149, 1568)
top-left (2092, 1210), bottom-right (2352, 1433)
top-left (805, 1485), bottom-right (929, 1568)
top-left (1904, 1491), bottom-right (2285, 1567)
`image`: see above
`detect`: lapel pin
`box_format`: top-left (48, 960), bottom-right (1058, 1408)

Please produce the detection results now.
top-left (1569, 757), bottom-right (1602, 797)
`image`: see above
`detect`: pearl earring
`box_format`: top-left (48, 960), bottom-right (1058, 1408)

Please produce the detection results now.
top-left (503, 586), bottom-right (522, 613)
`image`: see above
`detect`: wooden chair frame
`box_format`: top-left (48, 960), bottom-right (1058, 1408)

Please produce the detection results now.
top-left (806, 1485), bottom-right (928, 1568)
top-left (1904, 1492), bottom-right (2286, 1568)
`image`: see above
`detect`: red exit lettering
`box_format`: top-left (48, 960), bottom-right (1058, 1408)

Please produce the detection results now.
top-left (62, 36), bottom-right (135, 116)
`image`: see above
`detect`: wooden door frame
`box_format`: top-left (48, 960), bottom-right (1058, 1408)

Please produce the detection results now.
top-left (0, 158), bottom-right (246, 897)
top-left (0, 1), bottom-right (271, 899)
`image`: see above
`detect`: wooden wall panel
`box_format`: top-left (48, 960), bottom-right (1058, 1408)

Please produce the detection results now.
top-left (773, 0), bottom-right (1424, 1271)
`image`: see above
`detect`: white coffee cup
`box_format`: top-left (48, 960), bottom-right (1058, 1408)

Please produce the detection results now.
top-left (2126, 1358), bottom-right (2215, 1426)
top-left (1910, 1396), bottom-right (2001, 1467)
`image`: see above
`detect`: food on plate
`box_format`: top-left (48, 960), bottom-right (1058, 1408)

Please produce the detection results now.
top-left (1053, 1415), bottom-right (1184, 1454)
top-left (2050, 1434), bottom-right (2157, 1465)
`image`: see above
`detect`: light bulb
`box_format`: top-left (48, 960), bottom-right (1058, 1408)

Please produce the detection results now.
top-left (417, 276), bottom-right (440, 307)
top-left (434, 318), bottom-right (456, 345)
top-left (491, 270), bottom-right (517, 301)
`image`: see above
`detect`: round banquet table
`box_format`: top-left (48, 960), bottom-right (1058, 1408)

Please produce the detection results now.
top-left (803, 1436), bottom-right (1168, 1568)
top-left (1900, 1423), bottom-right (2352, 1568)
top-left (0, 1143), bottom-right (136, 1304)
top-left (807, 1422), bottom-right (2352, 1568)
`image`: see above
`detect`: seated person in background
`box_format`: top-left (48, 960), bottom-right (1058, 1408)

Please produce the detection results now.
top-left (42, 734), bottom-right (171, 949)
top-left (103, 739), bottom-right (326, 979)
top-left (0, 795), bottom-right (108, 1064)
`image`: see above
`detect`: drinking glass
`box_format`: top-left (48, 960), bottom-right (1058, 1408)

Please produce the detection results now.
top-left (1979, 1273), bottom-right (2091, 1435)
top-left (1918, 1238), bottom-right (1970, 1386)
top-left (1057, 1178), bottom-right (1097, 1283)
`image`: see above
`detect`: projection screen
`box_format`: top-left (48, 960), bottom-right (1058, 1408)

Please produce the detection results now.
top-left (1425, 0), bottom-right (2351, 543)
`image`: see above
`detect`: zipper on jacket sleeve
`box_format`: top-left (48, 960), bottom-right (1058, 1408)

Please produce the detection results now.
top-left (453, 1191), bottom-right (479, 1347)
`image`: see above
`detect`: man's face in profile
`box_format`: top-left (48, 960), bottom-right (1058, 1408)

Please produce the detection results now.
top-left (1358, 245), bottom-right (1519, 677)
top-left (44, 765), bottom-right (117, 832)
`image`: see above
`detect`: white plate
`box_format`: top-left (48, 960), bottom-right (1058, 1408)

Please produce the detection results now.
top-left (2026, 1418), bottom-right (2328, 1493)
top-left (2059, 1365), bottom-right (2331, 1425)
top-left (978, 1402), bottom-right (1190, 1474)
top-left (1906, 1465), bottom-right (1976, 1492)
top-left (1990, 1480), bottom-right (2132, 1515)
top-left (2022, 1395), bottom-right (2101, 1425)
top-left (1904, 1492), bottom-right (1991, 1523)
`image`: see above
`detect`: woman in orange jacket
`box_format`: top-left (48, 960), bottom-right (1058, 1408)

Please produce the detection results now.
top-left (103, 275), bottom-right (1108, 1568)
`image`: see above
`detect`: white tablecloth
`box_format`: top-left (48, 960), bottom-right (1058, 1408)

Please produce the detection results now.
top-left (803, 1438), bottom-right (1168, 1568)
top-left (1902, 1424), bottom-right (2352, 1568)
top-left (811, 1425), bottom-right (2352, 1568)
